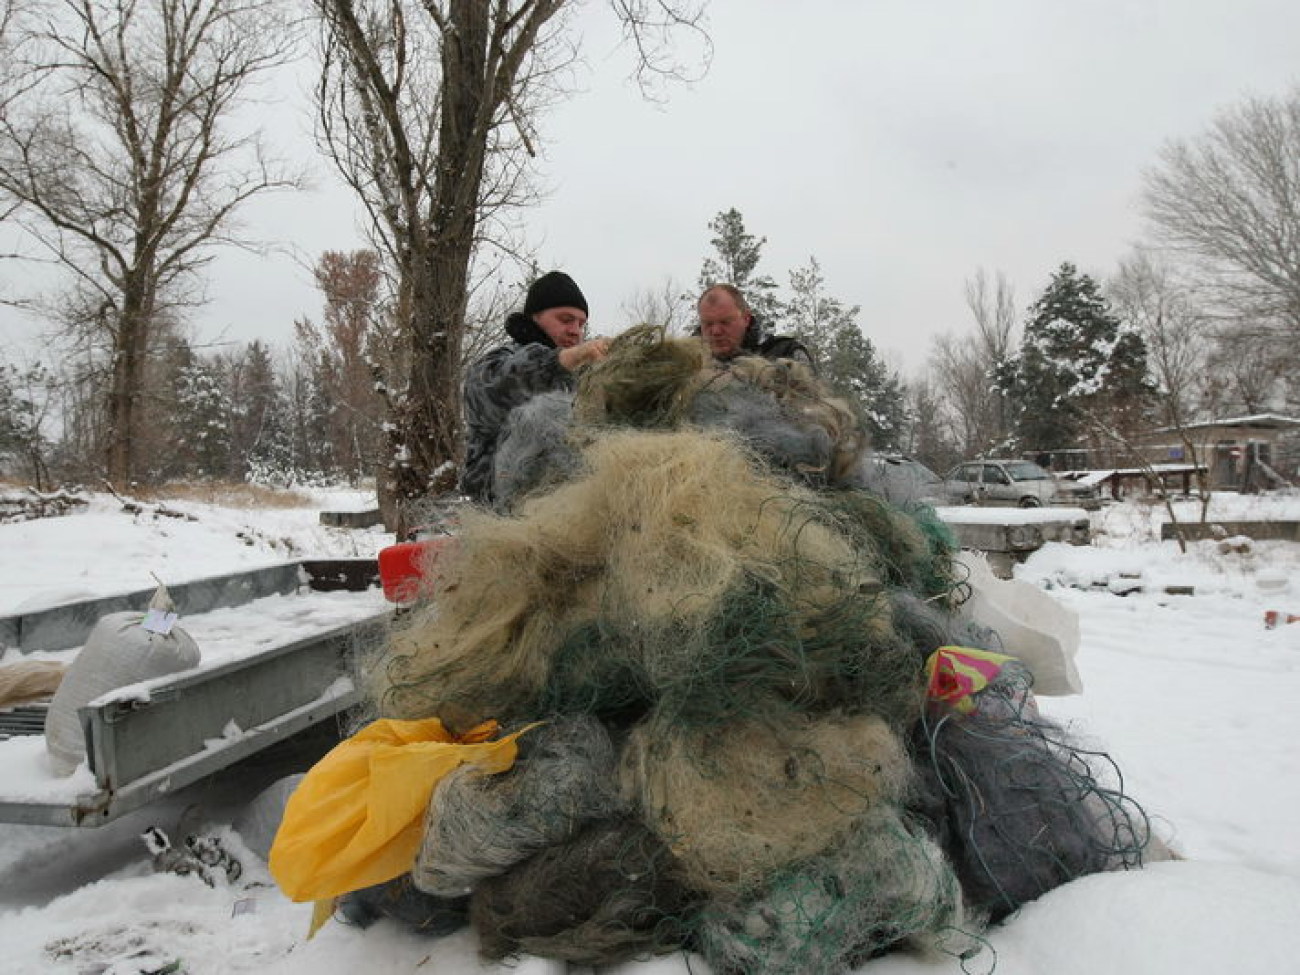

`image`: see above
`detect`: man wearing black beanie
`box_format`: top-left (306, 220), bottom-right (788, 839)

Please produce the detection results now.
top-left (460, 270), bottom-right (609, 503)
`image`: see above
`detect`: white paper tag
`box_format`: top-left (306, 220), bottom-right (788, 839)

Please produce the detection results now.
top-left (141, 608), bottom-right (178, 635)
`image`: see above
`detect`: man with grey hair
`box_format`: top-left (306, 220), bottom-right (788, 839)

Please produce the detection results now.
top-left (696, 284), bottom-right (814, 367)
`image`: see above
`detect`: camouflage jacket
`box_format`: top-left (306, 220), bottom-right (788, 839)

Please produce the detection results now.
top-left (460, 340), bottom-right (574, 502)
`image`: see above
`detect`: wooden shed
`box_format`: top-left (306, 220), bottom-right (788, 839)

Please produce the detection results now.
top-left (1131, 413), bottom-right (1300, 491)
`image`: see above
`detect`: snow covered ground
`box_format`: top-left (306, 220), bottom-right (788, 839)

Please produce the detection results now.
top-left (1, 485), bottom-right (1299, 975)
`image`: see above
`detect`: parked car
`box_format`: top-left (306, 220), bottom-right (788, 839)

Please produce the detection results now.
top-left (858, 454), bottom-right (951, 506)
top-left (1053, 470), bottom-right (1105, 509)
top-left (943, 459), bottom-right (1061, 507)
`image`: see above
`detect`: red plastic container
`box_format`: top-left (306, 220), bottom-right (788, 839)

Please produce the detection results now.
top-left (378, 536), bottom-right (454, 603)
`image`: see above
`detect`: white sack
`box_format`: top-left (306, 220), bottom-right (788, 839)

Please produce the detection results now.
top-left (953, 550), bottom-right (1083, 696)
top-left (44, 610), bottom-right (200, 776)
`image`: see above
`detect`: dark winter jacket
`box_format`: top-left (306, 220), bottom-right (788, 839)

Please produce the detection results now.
top-left (749, 333), bottom-right (816, 368)
top-left (703, 315), bottom-right (816, 370)
top-left (460, 312), bottom-right (575, 503)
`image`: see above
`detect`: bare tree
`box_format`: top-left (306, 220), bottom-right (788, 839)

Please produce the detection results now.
top-left (0, 0), bottom-right (30, 249)
top-left (898, 376), bottom-right (958, 473)
top-left (1143, 87), bottom-right (1300, 339)
top-left (965, 266), bottom-right (1017, 363)
top-left (927, 268), bottom-right (1017, 459)
top-left (0, 0), bottom-right (302, 485)
top-left (310, 0), bottom-right (708, 532)
top-left (1106, 249), bottom-right (1219, 523)
top-left (1108, 250), bottom-right (1209, 428)
top-left (294, 249), bottom-right (388, 480)
top-left (619, 275), bottom-right (693, 335)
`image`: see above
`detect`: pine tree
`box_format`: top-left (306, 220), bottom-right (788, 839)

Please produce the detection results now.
top-left (229, 340), bottom-right (293, 481)
top-left (996, 262), bottom-right (1155, 453)
top-left (0, 362), bottom-right (52, 487)
top-left (782, 256), bottom-right (907, 450)
top-left (697, 208), bottom-right (782, 328)
top-left (173, 358), bottom-right (233, 478)
top-left (283, 343), bottom-right (337, 480)
top-left (783, 257), bottom-right (854, 361)
top-left (828, 324), bottom-right (908, 451)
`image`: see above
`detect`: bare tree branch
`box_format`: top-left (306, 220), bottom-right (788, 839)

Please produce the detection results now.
top-left (927, 267), bottom-right (1018, 459)
top-left (608, 0), bottom-right (711, 100)
top-left (1144, 87), bottom-right (1300, 336)
top-left (310, 0), bottom-right (709, 532)
top-left (0, 0), bottom-right (305, 482)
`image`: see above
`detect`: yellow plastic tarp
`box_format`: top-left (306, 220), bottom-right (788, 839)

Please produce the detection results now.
top-left (269, 716), bottom-right (532, 902)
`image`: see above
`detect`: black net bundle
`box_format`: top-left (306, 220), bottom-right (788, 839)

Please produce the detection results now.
top-left (470, 815), bottom-right (700, 964)
top-left (540, 569), bottom-right (925, 734)
top-left (349, 326), bottom-right (1164, 971)
top-left (911, 661), bottom-right (1155, 923)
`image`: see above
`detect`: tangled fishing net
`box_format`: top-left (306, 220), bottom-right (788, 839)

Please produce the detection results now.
top-left (348, 326), bottom-right (1164, 972)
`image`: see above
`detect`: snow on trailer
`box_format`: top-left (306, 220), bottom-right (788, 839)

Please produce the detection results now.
top-left (0, 559), bottom-right (389, 828)
top-left (938, 504), bottom-right (1093, 577)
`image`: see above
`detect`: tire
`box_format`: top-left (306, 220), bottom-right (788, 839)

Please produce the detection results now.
top-left (1018, 496), bottom-right (1043, 508)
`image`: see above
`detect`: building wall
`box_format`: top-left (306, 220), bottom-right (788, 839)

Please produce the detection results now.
top-left (1132, 424), bottom-right (1292, 491)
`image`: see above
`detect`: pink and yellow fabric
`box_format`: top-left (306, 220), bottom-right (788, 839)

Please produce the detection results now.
top-left (924, 646), bottom-right (1017, 714)
top-left (269, 716), bottom-right (535, 904)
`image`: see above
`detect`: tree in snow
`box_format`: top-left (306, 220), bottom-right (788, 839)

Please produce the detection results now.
top-left (286, 335), bottom-right (341, 480)
top-left (1107, 250), bottom-right (1212, 431)
top-left (0, 0), bottom-right (300, 485)
top-left (0, 359), bottom-right (51, 487)
top-left (294, 250), bottom-right (388, 484)
top-left (171, 356), bottom-right (232, 479)
top-left (311, 0), bottom-right (709, 533)
top-left (697, 207), bottom-right (783, 328)
top-left (226, 339), bottom-right (293, 482)
top-left (620, 275), bottom-right (695, 336)
top-left (898, 377), bottom-right (957, 473)
top-left (995, 262), bottom-right (1155, 457)
top-left (781, 256), bottom-right (906, 450)
top-left (928, 269), bottom-right (1018, 461)
top-left (783, 256), bottom-right (853, 361)
top-left (1143, 86), bottom-right (1300, 344)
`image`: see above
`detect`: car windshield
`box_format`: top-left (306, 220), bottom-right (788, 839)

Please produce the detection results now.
top-left (910, 462), bottom-right (942, 485)
top-left (1002, 461), bottom-right (1052, 482)
top-left (880, 456), bottom-right (942, 485)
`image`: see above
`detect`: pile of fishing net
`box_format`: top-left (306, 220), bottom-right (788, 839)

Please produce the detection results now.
top-left (291, 328), bottom-right (1163, 973)
top-left (490, 325), bottom-right (866, 505)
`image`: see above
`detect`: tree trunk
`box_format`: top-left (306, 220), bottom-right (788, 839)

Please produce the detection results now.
top-left (379, 1), bottom-right (488, 537)
top-left (381, 245), bottom-right (469, 536)
top-left (105, 292), bottom-right (150, 486)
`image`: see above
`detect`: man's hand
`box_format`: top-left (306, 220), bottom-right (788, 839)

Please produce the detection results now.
top-left (558, 337), bottom-right (611, 371)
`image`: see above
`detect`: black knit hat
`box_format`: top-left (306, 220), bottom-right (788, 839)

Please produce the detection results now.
top-left (524, 270), bottom-right (588, 317)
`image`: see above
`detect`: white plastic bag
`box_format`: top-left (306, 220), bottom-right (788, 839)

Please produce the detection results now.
top-left (234, 773), bottom-right (305, 861)
top-left (953, 550), bottom-right (1083, 696)
top-left (44, 584), bottom-right (200, 776)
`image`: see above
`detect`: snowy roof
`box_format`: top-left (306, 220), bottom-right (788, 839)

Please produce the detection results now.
top-left (1057, 464), bottom-right (1207, 486)
top-left (1151, 413), bottom-right (1300, 434)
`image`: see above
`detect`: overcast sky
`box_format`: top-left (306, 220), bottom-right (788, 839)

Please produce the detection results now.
top-left (4, 0), bottom-right (1299, 376)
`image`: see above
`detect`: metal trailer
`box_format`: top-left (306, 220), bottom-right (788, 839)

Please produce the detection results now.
top-left (0, 559), bottom-right (387, 827)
